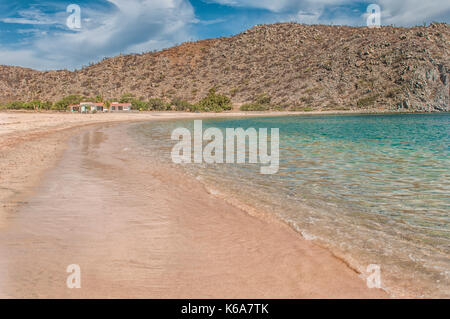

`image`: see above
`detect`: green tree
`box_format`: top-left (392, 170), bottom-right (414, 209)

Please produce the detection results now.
top-left (27, 100), bottom-right (51, 110)
top-left (131, 99), bottom-right (147, 111)
top-left (192, 88), bottom-right (232, 112)
top-left (171, 98), bottom-right (193, 111)
top-left (148, 98), bottom-right (169, 111)
top-left (53, 95), bottom-right (84, 110)
top-left (6, 101), bottom-right (27, 109)
top-left (120, 93), bottom-right (134, 103)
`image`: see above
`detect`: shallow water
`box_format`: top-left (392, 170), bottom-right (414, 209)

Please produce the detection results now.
top-left (0, 123), bottom-right (385, 298)
top-left (132, 113), bottom-right (450, 298)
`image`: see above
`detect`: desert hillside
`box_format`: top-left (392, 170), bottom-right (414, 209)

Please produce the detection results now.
top-left (0, 23), bottom-right (448, 111)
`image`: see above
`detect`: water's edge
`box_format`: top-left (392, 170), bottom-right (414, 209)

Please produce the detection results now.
top-left (129, 113), bottom-right (450, 298)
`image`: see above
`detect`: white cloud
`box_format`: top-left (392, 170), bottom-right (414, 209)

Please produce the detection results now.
top-left (296, 10), bottom-right (322, 25)
top-left (377, 0), bottom-right (450, 26)
top-left (0, 0), bottom-right (196, 70)
top-left (209, 0), bottom-right (354, 26)
top-left (0, 48), bottom-right (51, 70)
top-left (209, 0), bottom-right (293, 12)
top-left (209, 0), bottom-right (351, 13)
top-left (210, 0), bottom-right (450, 25)
top-left (0, 8), bottom-right (60, 25)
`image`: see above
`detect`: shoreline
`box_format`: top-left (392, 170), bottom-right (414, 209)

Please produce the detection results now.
top-left (1, 110), bottom-right (447, 146)
top-left (0, 112), bottom-right (390, 298)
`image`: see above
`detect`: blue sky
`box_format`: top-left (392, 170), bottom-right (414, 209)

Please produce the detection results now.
top-left (0, 0), bottom-right (448, 70)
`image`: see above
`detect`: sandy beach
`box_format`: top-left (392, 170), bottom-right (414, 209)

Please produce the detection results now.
top-left (0, 111), bottom-right (388, 298)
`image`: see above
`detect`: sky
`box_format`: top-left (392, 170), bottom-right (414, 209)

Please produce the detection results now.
top-left (0, 0), bottom-right (448, 70)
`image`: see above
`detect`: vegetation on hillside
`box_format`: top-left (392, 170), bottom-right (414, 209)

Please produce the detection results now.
top-left (0, 89), bottom-right (235, 112)
top-left (240, 94), bottom-right (275, 111)
top-left (53, 95), bottom-right (85, 110)
top-left (0, 23), bottom-right (448, 112)
top-left (0, 100), bottom-right (53, 110)
top-left (191, 88), bottom-right (232, 112)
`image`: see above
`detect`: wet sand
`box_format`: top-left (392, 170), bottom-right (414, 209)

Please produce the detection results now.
top-left (0, 114), bottom-right (388, 298)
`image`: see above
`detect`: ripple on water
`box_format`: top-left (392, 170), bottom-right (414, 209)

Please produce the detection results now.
top-left (131, 113), bottom-right (450, 298)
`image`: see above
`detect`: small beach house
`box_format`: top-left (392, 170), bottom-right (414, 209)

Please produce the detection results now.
top-left (78, 102), bottom-right (105, 112)
top-left (110, 102), bottom-right (132, 112)
top-left (69, 102), bottom-right (132, 113)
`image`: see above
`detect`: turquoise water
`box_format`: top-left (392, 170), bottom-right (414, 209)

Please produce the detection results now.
top-left (132, 113), bottom-right (450, 297)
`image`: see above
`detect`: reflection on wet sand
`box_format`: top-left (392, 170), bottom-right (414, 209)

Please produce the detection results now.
top-left (0, 123), bottom-right (386, 298)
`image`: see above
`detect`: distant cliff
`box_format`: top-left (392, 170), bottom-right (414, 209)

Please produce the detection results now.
top-left (0, 23), bottom-right (448, 112)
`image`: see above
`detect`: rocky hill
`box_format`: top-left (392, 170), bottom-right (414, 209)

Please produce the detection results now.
top-left (0, 23), bottom-right (448, 112)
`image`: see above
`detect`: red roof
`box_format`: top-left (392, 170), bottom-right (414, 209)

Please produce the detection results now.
top-left (78, 102), bottom-right (104, 106)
